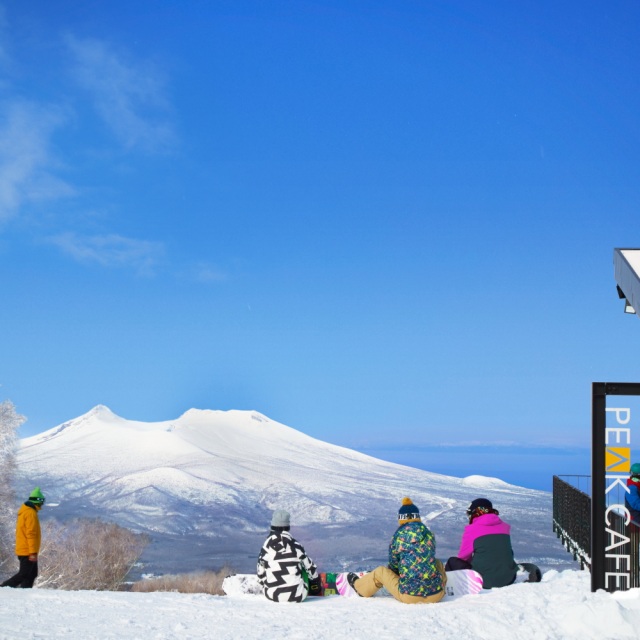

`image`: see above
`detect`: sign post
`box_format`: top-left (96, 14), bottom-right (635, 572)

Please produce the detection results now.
top-left (591, 382), bottom-right (640, 592)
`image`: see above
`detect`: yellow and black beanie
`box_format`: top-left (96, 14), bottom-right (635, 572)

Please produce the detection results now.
top-left (398, 497), bottom-right (421, 524)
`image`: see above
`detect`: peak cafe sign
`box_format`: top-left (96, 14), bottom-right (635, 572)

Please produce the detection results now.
top-left (592, 382), bottom-right (640, 592)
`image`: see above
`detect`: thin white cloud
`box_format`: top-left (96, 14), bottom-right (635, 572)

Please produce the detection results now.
top-left (0, 100), bottom-right (74, 222)
top-left (46, 232), bottom-right (165, 276)
top-left (65, 35), bottom-right (175, 152)
top-left (195, 263), bottom-right (228, 283)
top-left (0, 30), bottom-right (174, 277)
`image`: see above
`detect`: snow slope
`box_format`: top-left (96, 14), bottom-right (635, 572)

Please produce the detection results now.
top-left (1, 570), bottom-right (639, 640)
top-left (16, 406), bottom-right (575, 575)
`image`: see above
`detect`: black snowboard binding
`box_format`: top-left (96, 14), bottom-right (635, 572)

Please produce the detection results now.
top-left (518, 562), bottom-right (542, 583)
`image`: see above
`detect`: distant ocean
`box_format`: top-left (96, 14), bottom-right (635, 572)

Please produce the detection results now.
top-left (354, 444), bottom-right (592, 493)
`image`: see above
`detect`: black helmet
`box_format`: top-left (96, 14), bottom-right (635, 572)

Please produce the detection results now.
top-left (466, 498), bottom-right (497, 522)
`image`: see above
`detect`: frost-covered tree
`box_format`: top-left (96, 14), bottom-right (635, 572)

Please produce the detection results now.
top-left (0, 400), bottom-right (25, 569)
top-left (38, 519), bottom-right (149, 590)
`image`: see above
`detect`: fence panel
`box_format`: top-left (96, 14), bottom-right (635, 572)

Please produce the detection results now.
top-left (552, 474), bottom-right (640, 589)
top-left (552, 475), bottom-right (591, 569)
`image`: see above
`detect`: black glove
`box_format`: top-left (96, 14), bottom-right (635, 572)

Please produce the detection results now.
top-left (308, 576), bottom-right (322, 596)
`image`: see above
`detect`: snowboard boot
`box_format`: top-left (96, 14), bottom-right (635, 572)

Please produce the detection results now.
top-left (347, 572), bottom-right (363, 596)
top-left (518, 563), bottom-right (542, 583)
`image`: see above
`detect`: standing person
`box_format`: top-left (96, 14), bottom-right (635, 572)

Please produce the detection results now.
top-left (625, 462), bottom-right (640, 526)
top-left (445, 497), bottom-right (518, 589)
top-left (348, 497), bottom-right (446, 604)
top-left (1, 487), bottom-right (45, 589)
top-left (257, 509), bottom-right (321, 602)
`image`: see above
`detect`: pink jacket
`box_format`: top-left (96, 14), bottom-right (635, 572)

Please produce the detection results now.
top-left (457, 513), bottom-right (511, 561)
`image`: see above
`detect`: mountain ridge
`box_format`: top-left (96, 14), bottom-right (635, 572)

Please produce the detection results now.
top-left (16, 405), bottom-right (575, 576)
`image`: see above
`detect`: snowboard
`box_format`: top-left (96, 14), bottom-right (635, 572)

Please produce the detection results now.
top-left (443, 569), bottom-right (484, 598)
top-left (221, 572), bottom-right (361, 597)
top-left (336, 568), bottom-right (483, 599)
top-left (223, 568), bottom-right (485, 599)
top-left (319, 571), bottom-right (338, 596)
top-left (334, 571), bottom-right (366, 597)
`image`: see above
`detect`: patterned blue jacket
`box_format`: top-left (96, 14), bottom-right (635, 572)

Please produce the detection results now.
top-left (389, 521), bottom-right (443, 596)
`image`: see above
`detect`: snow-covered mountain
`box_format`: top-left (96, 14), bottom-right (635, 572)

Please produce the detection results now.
top-left (17, 406), bottom-right (576, 576)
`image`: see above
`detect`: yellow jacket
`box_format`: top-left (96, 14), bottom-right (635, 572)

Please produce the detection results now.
top-left (15, 503), bottom-right (41, 556)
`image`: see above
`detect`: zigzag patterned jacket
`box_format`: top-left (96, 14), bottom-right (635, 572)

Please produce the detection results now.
top-left (256, 529), bottom-right (319, 602)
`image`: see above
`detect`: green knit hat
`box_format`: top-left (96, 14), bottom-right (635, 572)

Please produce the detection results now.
top-left (631, 463), bottom-right (640, 477)
top-left (28, 487), bottom-right (45, 505)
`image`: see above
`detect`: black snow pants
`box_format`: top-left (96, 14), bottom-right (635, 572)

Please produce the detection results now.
top-left (1, 556), bottom-right (38, 588)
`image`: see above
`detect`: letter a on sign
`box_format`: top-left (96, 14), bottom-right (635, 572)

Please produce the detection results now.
top-left (605, 447), bottom-right (631, 473)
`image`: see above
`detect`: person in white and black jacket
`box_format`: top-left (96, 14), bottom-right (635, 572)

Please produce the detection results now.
top-left (256, 510), bottom-right (320, 602)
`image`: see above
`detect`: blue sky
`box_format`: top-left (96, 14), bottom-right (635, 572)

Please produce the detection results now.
top-left (2, 1), bottom-right (640, 489)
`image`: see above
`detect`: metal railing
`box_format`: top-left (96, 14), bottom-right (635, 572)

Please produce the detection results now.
top-left (552, 475), bottom-right (591, 569)
top-left (553, 474), bottom-right (640, 588)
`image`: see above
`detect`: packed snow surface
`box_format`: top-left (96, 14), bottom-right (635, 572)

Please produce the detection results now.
top-left (1, 570), bottom-right (639, 640)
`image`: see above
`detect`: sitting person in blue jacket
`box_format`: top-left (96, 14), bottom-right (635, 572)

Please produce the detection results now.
top-left (625, 463), bottom-right (640, 527)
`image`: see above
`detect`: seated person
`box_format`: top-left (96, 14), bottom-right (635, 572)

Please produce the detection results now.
top-left (445, 497), bottom-right (517, 589)
top-left (257, 509), bottom-right (320, 602)
top-left (348, 497), bottom-right (446, 604)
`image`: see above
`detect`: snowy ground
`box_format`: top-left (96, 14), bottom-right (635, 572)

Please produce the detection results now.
top-left (0, 570), bottom-right (639, 640)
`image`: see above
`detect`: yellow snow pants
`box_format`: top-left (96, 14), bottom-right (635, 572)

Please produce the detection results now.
top-left (353, 561), bottom-right (447, 604)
